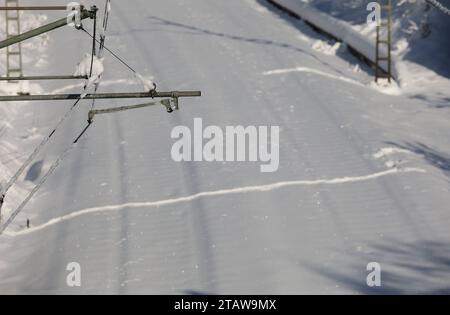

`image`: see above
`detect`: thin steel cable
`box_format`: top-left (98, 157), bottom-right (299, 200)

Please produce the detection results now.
top-left (99, 0), bottom-right (111, 58)
top-left (0, 123), bottom-right (93, 235)
top-left (3, 98), bottom-right (82, 196)
top-left (0, 99), bottom-right (170, 234)
top-left (2, 18), bottom-right (101, 198)
top-left (81, 27), bottom-right (137, 74)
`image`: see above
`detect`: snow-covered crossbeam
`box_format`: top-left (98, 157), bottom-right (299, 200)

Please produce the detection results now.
top-left (267, 0), bottom-right (398, 79)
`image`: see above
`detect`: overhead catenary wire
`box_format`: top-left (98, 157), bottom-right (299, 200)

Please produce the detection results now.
top-left (2, 9), bottom-right (101, 200)
top-left (0, 1), bottom-right (196, 230)
top-left (99, 0), bottom-right (112, 59)
top-left (80, 5), bottom-right (160, 94)
top-left (80, 27), bottom-right (137, 75)
top-left (80, 22), bottom-right (158, 95)
top-left (0, 124), bottom-right (90, 235)
top-left (0, 99), bottom-right (173, 235)
top-left (3, 98), bottom-right (82, 196)
top-left (1, 0), bottom-right (132, 224)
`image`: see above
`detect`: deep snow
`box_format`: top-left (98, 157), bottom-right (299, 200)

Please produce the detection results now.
top-left (0, 0), bottom-right (450, 294)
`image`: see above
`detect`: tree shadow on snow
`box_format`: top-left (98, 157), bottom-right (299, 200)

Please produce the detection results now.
top-left (301, 239), bottom-right (450, 295)
top-left (146, 14), bottom-right (360, 79)
top-left (410, 94), bottom-right (450, 109)
top-left (386, 142), bottom-right (450, 177)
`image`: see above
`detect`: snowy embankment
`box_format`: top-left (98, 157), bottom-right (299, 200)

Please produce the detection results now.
top-left (268, 0), bottom-right (450, 103)
top-left (269, 0), bottom-right (397, 76)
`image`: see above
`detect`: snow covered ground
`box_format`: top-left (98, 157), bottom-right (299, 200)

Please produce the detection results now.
top-left (0, 0), bottom-right (450, 294)
top-left (271, 0), bottom-right (450, 105)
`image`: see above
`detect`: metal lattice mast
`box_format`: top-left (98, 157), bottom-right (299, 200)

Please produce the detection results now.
top-left (375, 0), bottom-right (392, 83)
top-left (5, 0), bottom-right (23, 82)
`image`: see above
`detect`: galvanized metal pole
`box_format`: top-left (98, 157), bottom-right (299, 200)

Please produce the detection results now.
top-left (0, 75), bottom-right (88, 81)
top-left (0, 6), bottom-right (68, 10)
top-left (0, 8), bottom-right (96, 50)
top-left (0, 91), bottom-right (202, 102)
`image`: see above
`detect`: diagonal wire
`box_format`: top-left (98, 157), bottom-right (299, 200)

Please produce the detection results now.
top-left (0, 122), bottom-right (94, 235)
top-left (0, 98), bottom-right (170, 234)
top-left (3, 98), bottom-right (82, 196)
top-left (1, 10), bottom-right (103, 201)
top-left (80, 27), bottom-right (137, 74)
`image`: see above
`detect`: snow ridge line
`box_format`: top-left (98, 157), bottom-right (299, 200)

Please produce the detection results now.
top-left (263, 66), bottom-right (364, 86)
top-left (2, 167), bottom-right (426, 237)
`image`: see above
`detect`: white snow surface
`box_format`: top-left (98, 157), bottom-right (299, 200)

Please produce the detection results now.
top-left (271, 0), bottom-right (450, 103)
top-left (0, 0), bottom-right (450, 294)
